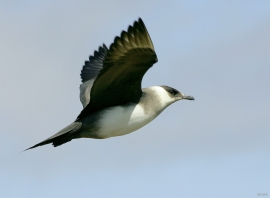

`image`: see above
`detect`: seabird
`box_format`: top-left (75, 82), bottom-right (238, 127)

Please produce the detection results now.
top-left (26, 18), bottom-right (194, 150)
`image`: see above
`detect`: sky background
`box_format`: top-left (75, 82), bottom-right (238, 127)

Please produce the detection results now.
top-left (1, 1), bottom-right (270, 198)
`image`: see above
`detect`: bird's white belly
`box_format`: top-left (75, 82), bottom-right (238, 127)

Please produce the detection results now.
top-left (97, 104), bottom-right (156, 138)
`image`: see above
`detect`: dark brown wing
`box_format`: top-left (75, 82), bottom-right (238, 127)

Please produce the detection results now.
top-left (80, 44), bottom-right (108, 82)
top-left (77, 18), bottom-right (157, 119)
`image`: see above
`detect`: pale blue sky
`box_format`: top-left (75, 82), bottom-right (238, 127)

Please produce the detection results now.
top-left (1, 1), bottom-right (270, 197)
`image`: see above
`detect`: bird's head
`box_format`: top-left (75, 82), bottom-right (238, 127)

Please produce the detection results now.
top-left (148, 86), bottom-right (194, 110)
top-left (161, 85), bottom-right (195, 102)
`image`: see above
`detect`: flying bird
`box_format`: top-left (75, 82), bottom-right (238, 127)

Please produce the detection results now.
top-left (26, 18), bottom-right (194, 150)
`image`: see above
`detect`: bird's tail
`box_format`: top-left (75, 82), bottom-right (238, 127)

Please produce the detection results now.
top-left (25, 121), bottom-right (82, 151)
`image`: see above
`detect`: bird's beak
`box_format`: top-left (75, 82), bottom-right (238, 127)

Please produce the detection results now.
top-left (175, 92), bottom-right (195, 101)
top-left (182, 95), bottom-right (195, 100)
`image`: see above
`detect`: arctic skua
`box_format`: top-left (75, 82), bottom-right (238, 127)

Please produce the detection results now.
top-left (26, 18), bottom-right (194, 150)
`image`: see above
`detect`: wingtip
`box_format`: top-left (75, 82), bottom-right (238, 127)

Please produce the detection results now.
top-left (131, 17), bottom-right (144, 28)
top-left (137, 17), bottom-right (145, 26)
top-left (102, 43), bottom-right (108, 50)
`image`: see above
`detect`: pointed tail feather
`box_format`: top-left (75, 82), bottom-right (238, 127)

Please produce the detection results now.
top-left (24, 122), bottom-right (82, 151)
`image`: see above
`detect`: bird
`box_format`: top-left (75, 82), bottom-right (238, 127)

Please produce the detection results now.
top-left (26, 18), bottom-right (194, 150)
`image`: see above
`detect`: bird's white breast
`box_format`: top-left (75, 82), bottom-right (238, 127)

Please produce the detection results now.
top-left (97, 103), bottom-right (156, 138)
top-left (91, 86), bottom-right (174, 139)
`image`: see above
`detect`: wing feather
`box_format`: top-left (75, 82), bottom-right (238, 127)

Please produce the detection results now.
top-left (77, 18), bottom-right (157, 119)
top-left (79, 44), bottom-right (108, 107)
top-left (80, 44), bottom-right (108, 83)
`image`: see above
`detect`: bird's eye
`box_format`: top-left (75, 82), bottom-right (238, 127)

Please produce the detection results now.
top-left (169, 89), bottom-right (178, 95)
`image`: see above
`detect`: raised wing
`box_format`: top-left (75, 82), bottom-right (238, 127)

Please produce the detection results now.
top-left (77, 18), bottom-right (157, 120)
top-left (80, 44), bottom-right (108, 83)
top-left (79, 44), bottom-right (108, 107)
